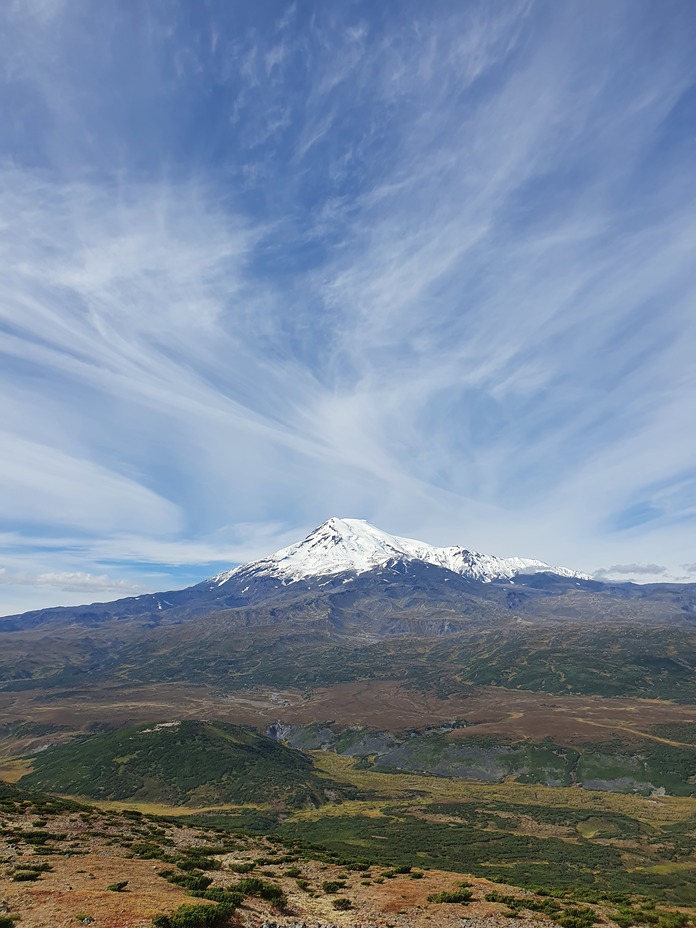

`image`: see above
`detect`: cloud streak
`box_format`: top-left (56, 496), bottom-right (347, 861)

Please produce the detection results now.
top-left (1, 0), bottom-right (696, 611)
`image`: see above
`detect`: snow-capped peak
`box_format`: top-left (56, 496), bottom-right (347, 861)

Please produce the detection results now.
top-left (211, 517), bottom-right (588, 586)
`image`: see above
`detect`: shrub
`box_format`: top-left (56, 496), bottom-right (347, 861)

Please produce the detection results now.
top-left (158, 869), bottom-right (213, 892)
top-left (132, 842), bottom-right (170, 860)
top-left (152, 901), bottom-right (236, 928)
top-left (227, 862), bottom-right (254, 873)
top-left (178, 857), bottom-right (221, 872)
top-left (553, 907), bottom-right (600, 928)
top-left (13, 869), bottom-right (41, 881)
top-left (332, 898), bottom-right (353, 910)
top-left (657, 917), bottom-right (688, 928)
top-left (322, 880), bottom-right (346, 893)
top-left (107, 880), bottom-right (129, 892)
top-left (189, 889), bottom-right (243, 907)
top-left (231, 877), bottom-right (286, 908)
top-left (428, 888), bottom-right (473, 904)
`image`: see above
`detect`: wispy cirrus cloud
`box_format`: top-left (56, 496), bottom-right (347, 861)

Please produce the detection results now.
top-left (1, 1), bottom-right (696, 612)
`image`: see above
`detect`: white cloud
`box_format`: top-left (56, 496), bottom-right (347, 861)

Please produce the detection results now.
top-left (8, 570), bottom-right (145, 594)
top-left (593, 564), bottom-right (667, 580)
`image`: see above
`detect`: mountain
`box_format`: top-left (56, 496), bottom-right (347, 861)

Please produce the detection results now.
top-left (2, 516), bottom-right (694, 639)
top-left (0, 517), bottom-right (591, 631)
top-left (2, 517), bottom-right (696, 700)
top-left (211, 517), bottom-right (589, 587)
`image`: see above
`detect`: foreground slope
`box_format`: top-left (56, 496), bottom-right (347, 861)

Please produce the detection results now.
top-left (3, 778), bottom-right (693, 928)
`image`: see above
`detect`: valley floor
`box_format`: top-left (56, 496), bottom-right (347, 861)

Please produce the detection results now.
top-left (2, 679), bottom-right (696, 926)
top-left (4, 680), bottom-right (696, 757)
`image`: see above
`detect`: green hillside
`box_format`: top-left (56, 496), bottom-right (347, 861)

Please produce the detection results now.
top-left (21, 720), bottom-right (347, 808)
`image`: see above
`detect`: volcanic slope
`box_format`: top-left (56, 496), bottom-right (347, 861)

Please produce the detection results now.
top-left (2, 519), bottom-right (696, 699)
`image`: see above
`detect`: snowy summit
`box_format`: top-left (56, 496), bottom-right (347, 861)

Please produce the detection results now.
top-left (212, 518), bottom-right (587, 587)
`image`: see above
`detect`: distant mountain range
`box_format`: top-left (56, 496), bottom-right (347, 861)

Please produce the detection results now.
top-left (2, 518), bottom-right (695, 701)
top-left (1, 517), bottom-right (594, 629)
top-left (3, 517), bottom-right (696, 634)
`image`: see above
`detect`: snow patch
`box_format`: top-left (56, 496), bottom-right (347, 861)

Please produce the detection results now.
top-left (141, 721), bottom-right (181, 734)
top-left (211, 518), bottom-right (588, 587)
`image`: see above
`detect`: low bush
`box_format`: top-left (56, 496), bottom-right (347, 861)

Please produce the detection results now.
top-left (189, 888), bottom-right (243, 907)
top-left (178, 857), bottom-right (221, 872)
top-left (152, 901), bottom-right (236, 928)
top-left (158, 869), bottom-right (213, 892)
top-left (12, 869), bottom-right (41, 881)
top-left (428, 888), bottom-right (473, 904)
top-left (231, 876), bottom-right (286, 908)
top-left (322, 880), bottom-right (346, 893)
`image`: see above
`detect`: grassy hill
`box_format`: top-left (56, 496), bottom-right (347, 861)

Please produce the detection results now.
top-left (21, 720), bottom-right (349, 808)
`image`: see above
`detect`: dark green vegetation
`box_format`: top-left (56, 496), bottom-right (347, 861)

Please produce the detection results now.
top-left (282, 723), bottom-right (696, 795)
top-left (20, 715), bottom-right (696, 803)
top-left (3, 558), bottom-right (696, 925)
top-left (10, 717), bottom-right (696, 907)
top-left (428, 887), bottom-right (473, 903)
top-left (21, 720), bottom-right (351, 807)
top-left (271, 797), bottom-right (696, 904)
top-left (84, 621), bottom-right (696, 704)
top-left (1, 774), bottom-right (695, 928)
top-left (484, 890), bottom-right (692, 928)
top-left (106, 879), bottom-right (129, 891)
top-left (152, 903), bottom-right (236, 928)
top-left (217, 624), bottom-right (696, 703)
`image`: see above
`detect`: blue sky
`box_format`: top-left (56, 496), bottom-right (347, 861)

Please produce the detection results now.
top-left (2, 0), bottom-right (696, 613)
